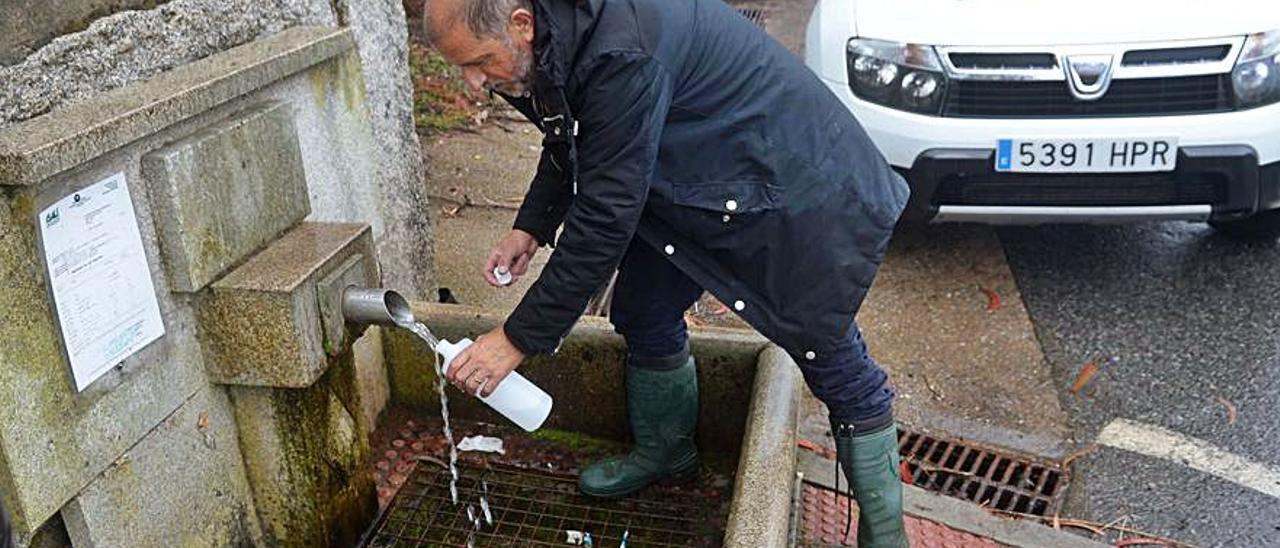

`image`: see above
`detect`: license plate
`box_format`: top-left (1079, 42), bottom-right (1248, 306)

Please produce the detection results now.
top-left (995, 138), bottom-right (1178, 173)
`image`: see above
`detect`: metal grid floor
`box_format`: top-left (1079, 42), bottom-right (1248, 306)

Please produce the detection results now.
top-left (363, 461), bottom-right (724, 547)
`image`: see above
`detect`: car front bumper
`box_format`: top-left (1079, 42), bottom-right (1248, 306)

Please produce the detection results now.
top-left (814, 76), bottom-right (1280, 224)
top-left (894, 146), bottom-right (1280, 224)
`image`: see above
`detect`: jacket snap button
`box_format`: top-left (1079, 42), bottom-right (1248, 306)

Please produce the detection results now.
top-left (804, 351), bottom-right (816, 360)
top-left (725, 199), bottom-right (738, 211)
top-left (664, 244), bottom-right (675, 255)
top-left (733, 300), bottom-right (745, 311)
top-left (722, 214), bottom-right (731, 223)
top-left (553, 127), bottom-right (561, 135)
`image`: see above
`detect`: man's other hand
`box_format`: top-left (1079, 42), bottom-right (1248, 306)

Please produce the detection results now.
top-left (445, 325), bottom-right (526, 398)
top-left (484, 229), bottom-right (539, 287)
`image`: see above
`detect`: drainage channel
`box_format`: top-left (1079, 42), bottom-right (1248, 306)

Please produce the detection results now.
top-left (363, 461), bottom-right (725, 547)
top-left (897, 429), bottom-right (1067, 516)
top-left (736, 7), bottom-right (767, 29)
top-left (798, 427), bottom-right (1070, 545)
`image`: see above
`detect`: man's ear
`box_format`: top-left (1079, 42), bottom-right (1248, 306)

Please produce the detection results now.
top-left (510, 8), bottom-right (535, 43)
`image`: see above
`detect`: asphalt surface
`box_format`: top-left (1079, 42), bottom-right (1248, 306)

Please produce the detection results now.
top-left (999, 222), bottom-right (1280, 547)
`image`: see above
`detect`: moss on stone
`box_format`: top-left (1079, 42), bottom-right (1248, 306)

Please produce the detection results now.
top-left (230, 354), bottom-right (375, 548)
top-left (528, 428), bottom-right (622, 452)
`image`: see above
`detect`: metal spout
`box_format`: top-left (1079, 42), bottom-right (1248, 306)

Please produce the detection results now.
top-left (342, 286), bottom-right (414, 326)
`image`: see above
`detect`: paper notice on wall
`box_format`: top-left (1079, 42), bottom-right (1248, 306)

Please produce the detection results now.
top-left (39, 172), bottom-right (165, 392)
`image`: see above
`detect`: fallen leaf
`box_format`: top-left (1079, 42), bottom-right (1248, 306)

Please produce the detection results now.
top-left (978, 286), bottom-right (1002, 311)
top-left (1061, 443), bottom-right (1098, 469)
top-left (196, 412), bottom-right (209, 430)
top-left (1215, 395), bottom-right (1238, 425)
top-left (1070, 361), bottom-right (1099, 394)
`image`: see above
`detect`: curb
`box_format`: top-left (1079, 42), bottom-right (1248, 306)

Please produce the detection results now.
top-left (798, 451), bottom-right (1108, 548)
top-left (723, 345), bottom-right (802, 548)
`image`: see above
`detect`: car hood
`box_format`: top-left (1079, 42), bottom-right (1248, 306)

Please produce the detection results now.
top-left (850, 0), bottom-right (1279, 46)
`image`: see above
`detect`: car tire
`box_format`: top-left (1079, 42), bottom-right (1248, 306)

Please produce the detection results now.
top-left (1209, 209), bottom-right (1280, 240)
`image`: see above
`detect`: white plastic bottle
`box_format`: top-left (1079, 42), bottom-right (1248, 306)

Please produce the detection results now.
top-left (436, 338), bottom-right (553, 432)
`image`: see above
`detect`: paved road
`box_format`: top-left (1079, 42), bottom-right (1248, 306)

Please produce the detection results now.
top-left (1000, 222), bottom-right (1280, 547)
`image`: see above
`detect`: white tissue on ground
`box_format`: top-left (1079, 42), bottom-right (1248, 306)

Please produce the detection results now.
top-left (457, 435), bottom-right (505, 454)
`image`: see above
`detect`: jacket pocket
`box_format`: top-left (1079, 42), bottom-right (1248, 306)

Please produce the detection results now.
top-left (671, 180), bottom-right (780, 214)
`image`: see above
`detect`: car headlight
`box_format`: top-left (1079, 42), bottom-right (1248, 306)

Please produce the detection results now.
top-left (847, 38), bottom-right (948, 115)
top-left (1233, 29), bottom-right (1280, 109)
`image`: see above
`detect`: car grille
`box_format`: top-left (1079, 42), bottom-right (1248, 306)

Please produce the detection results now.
top-left (942, 74), bottom-right (1234, 118)
top-left (932, 173), bottom-right (1226, 207)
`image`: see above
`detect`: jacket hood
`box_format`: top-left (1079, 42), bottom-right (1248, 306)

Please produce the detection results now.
top-left (532, 0), bottom-right (601, 88)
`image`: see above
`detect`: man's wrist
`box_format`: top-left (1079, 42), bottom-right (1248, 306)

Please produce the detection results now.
top-left (501, 320), bottom-right (539, 356)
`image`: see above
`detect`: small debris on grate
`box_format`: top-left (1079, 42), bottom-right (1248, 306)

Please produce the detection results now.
top-left (362, 408), bottom-right (732, 547)
top-left (364, 461), bottom-right (725, 547)
top-left (897, 430), bottom-right (1067, 517)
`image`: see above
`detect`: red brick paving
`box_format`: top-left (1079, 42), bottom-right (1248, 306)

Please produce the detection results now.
top-left (801, 484), bottom-right (1007, 547)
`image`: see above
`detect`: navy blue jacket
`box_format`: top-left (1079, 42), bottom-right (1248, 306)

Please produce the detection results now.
top-left (501, 0), bottom-right (909, 362)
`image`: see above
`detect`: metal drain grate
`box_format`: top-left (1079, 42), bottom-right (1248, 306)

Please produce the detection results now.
top-left (897, 430), bottom-right (1067, 516)
top-left (736, 7), bottom-right (767, 28)
top-left (362, 462), bottom-right (724, 547)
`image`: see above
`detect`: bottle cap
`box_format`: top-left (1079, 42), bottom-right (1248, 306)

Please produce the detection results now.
top-left (494, 266), bottom-right (513, 286)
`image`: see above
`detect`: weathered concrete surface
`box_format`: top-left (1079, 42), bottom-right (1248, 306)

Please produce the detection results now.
top-left (0, 180), bottom-right (206, 541)
top-left (197, 222), bottom-right (376, 388)
top-left (61, 386), bottom-right (261, 548)
top-left (316, 254), bottom-right (374, 356)
top-left (799, 450), bottom-right (1107, 548)
top-left (422, 123), bottom-right (547, 309)
top-left (331, 0), bottom-right (436, 300)
top-left (0, 1), bottom-right (337, 129)
top-left (351, 327), bottom-right (390, 435)
top-left (0, 0), bottom-right (173, 65)
top-left (227, 354), bottom-right (376, 548)
top-left (384, 303), bottom-right (768, 454)
top-left (142, 100), bottom-right (311, 292)
top-left (845, 224), bottom-right (1070, 440)
top-left (723, 345), bottom-right (800, 548)
top-left (0, 26), bottom-right (353, 187)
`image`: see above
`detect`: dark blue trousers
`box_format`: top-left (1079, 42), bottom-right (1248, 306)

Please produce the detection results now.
top-left (609, 239), bottom-right (894, 426)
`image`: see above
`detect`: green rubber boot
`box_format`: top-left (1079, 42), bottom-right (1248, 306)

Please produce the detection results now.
top-left (578, 358), bottom-right (699, 498)
top-left (834, 422), bottom-right (908, 548)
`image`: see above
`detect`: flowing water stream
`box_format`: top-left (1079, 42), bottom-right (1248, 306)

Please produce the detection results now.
top-left (398, 320), bottom-right (489, 545)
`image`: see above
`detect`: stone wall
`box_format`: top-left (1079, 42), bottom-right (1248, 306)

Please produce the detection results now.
top-left (0, 0), bottom-right (433, 543)
top-left (0, 0), bottom-right (435, 300)
top-left (0, 0), bottom-right (172, 66)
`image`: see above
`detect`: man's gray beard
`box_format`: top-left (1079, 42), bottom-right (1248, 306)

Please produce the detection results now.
top-left (489, 39), bottom-right (535, 96)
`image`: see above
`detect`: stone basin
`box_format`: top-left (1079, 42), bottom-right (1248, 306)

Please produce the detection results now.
top-left (372, 302), bottom-right (802, 546)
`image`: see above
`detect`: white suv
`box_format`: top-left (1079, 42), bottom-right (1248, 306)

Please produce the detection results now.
top-left (805, 1), bottom-right (1280, 237)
